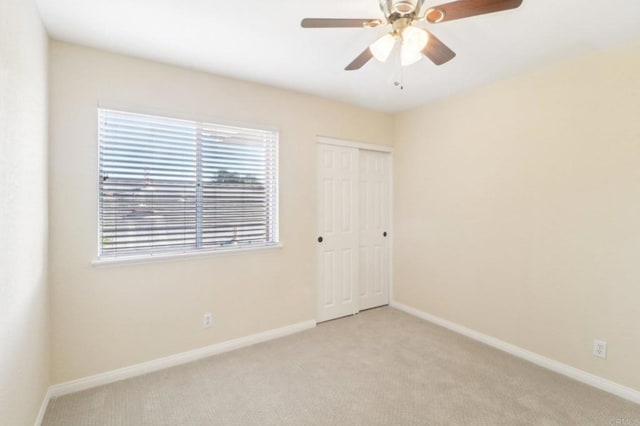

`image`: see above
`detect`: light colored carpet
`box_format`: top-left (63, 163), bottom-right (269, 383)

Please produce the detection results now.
top-left (43, 307), bottom-right (640, 425)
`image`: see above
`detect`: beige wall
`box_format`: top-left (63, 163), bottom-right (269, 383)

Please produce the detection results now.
top-left (48, 41), bottom-right (394, 384)
top-left (47, 32), bottom-right (640, 395)
top-left (394, 42), bottom-right (640, 391)
top-left (0, 0), bottom-right (50, 424)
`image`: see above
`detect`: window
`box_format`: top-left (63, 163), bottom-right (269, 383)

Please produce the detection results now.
top-left (98, 108), bottom-right (278, 259)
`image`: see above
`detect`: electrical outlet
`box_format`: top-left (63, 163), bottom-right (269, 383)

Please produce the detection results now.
top-left (202, 313), bottom-right (212, 329)
top-left (593, 339), bottom-right (607, 359)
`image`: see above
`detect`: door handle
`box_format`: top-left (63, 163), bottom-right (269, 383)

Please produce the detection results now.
top-left (318, 236), bottom-right (323, 243)
top-left (383, 232), bottom-right (388, 237)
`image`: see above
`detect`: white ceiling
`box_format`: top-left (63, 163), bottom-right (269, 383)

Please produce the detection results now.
top-left (36, 0), bottom-right (640, 112)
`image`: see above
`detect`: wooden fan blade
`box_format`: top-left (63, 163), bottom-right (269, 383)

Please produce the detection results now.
top-left (301, 18), bottom-right (381, 28)
top-left (345, 48), bottom-right (374, 71)
top-left (425, 0), bottom-right (522, 23)
top-left (421, 31), bottom-right (456, 65)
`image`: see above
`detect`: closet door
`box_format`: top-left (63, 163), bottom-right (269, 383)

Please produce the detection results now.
top-left (317, 143), bottom-right (359, 322)
top-left (359, 150), bottom-right (390, 310)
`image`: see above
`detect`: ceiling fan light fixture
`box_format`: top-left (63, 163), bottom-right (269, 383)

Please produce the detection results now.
top-left (370, 33), bottom-right (397, 63)
top-left (400, 45), bottom-right (423, 66)
top-left (400, 26), bottom-right (428, 66)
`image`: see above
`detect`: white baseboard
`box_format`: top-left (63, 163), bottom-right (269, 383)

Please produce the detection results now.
top-left (45, 319), bottom-right (316, 403)
top-left (390, 300), bottom-right (640, 405)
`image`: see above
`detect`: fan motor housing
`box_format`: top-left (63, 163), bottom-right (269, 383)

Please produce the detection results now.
top-left (395, 0), bottom-right (416, 13)
top-left (379, 0), bottom-right (424, 17)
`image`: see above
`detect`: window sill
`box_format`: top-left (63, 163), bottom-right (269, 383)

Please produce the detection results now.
top-left (91, 243), bottom-right (283, 268)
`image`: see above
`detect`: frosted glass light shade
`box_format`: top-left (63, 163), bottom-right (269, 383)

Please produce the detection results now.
top-left (401, 26), bottom-right (428, 66)
top-left (401, 47), bottom-right (423, 66)
top-left (370, 33), bottom-right (396, 63)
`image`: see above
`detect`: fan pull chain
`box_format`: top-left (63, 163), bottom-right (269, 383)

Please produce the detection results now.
top-left (394, 51), bottom-right (404, 90)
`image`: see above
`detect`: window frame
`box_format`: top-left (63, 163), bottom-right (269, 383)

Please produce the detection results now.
top-left (95, 107), bottom-right (280, 264)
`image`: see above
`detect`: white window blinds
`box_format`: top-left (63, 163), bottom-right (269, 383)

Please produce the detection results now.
top-left (98, 108), bottom-right (278, 258)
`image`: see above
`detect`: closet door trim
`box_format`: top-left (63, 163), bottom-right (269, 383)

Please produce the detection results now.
top-left (317, 136), bottom-right (393, 153)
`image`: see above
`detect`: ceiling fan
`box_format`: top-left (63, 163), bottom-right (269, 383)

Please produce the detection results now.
top-left (301, 0), bottom-right (523, 70)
